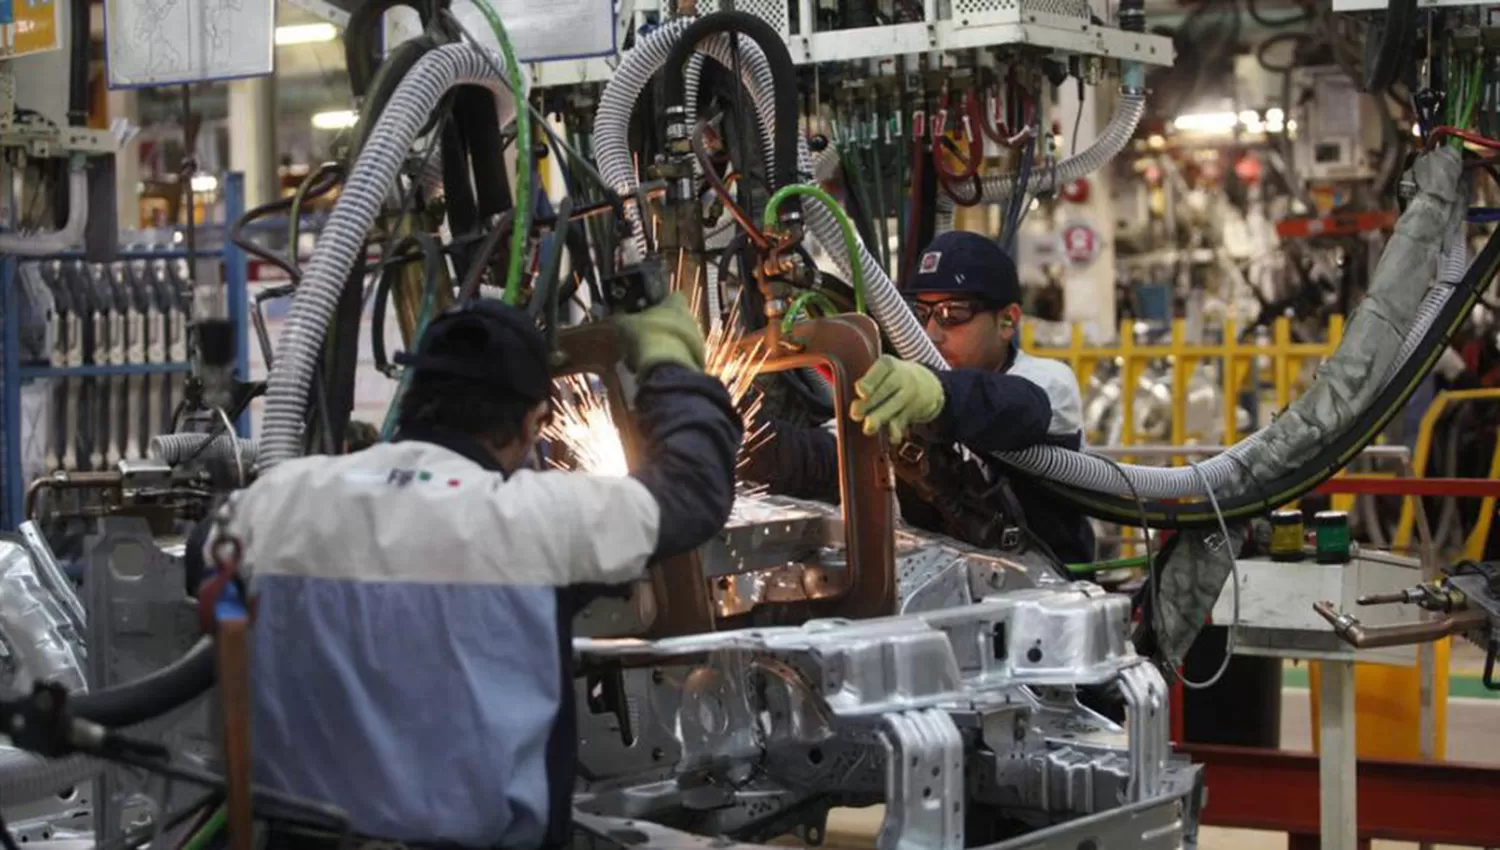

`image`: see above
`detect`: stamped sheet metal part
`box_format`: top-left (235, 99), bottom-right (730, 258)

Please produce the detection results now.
top-left (0, 538), bottom-right (86, 695)
top-left (571, 608), bottom-right (1197, 849)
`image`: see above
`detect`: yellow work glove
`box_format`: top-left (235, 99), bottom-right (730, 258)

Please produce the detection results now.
top-left (614, 292), bottom-right (707, 374)
top-left (849, 354), bottom-right (945, 442)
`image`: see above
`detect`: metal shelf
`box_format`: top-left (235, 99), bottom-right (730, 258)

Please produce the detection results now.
top-left (16, 363), bottom-right (195, 379)
top-left (0, 172), bottom-right (251, 530)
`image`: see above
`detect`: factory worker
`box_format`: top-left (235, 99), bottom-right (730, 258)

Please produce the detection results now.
top-left (196, 294), bottom-right (741, 849)
top-left (744, 230), bottom-right (1093, 564)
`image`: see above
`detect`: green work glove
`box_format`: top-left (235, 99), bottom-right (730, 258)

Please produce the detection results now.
top-left (849, 355), bottom-right (945, 442)
top-left (614, 292), bottom-right (707, 374)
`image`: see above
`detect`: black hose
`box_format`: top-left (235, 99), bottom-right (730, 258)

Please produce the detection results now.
top-left (662, 12), bottom-right (801, 214)
top-left (530, 197), bottom-right (574, 352)
top-left (1364, 0), bottom-right (1418, 94)
top-left (67, 0), bottom-right (90, 127)
top-left (372, 233), bottom-right (447, 377)
top-left (71, 639), bottom-right (215, 728)
top-left (230, 167), bottom-right (345, 283)
top-left (345, 0), bottom-right (447, 98)
top-left (1023, 221), bottom-right (1500, 528)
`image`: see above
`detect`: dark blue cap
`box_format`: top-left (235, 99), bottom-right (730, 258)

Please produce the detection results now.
top-left (394, 299), bottom-right (551, 401)
top-left (903, 231), bottom-right (1022, 307)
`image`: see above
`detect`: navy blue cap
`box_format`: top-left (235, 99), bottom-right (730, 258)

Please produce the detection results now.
top-left (903, 231), bottom-right (1022, 307)
top-left (394, 299), bottom-right (551, 401)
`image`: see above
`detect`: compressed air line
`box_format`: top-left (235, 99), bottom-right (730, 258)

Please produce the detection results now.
top-left (258, 43), bottom-right (514, 470)
top-left (0, 159), bottom-right (89, 255)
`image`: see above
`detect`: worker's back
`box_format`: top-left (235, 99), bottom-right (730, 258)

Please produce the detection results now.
top-left (221, 437), bottom-right (661, 847)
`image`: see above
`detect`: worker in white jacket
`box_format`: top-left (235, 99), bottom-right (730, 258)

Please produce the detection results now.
top-left (195, 294), bottom-right (741, 849)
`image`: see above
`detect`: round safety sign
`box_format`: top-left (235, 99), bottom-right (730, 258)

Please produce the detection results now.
top-left (1061, 223), bottom-right (1101, 267)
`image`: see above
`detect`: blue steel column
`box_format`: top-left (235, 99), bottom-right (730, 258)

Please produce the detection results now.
top-left (222, 172), bottom-right (251, 436)
top-left (2, 257), bottom-right (23, 529)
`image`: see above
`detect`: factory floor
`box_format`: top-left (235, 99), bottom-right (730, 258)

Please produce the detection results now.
top-left (819, 645), bottom-right (1500, 850)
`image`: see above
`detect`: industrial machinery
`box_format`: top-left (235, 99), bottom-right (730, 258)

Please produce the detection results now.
top-left (4, 1), bottom-right (1500, 849)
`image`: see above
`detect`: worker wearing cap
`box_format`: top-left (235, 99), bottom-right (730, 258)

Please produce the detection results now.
top-left (195, 294), bottom-right (741, 848)
top-left (745, 230), bottom-right (1093, 564)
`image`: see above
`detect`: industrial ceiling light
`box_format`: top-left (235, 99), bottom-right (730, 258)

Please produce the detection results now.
top-left (1171, 111), bottom-right (1240, 134)
top-left (311, 110), bottom-right (359, 130)
top-left (275, 23), bottom-right (340, 46)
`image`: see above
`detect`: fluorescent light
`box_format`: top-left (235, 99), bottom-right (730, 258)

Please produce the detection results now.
top-left (312, 110), bottom-right (358, 130)
top-left (1171, 111), bottom-right (1239, 134)
top-left (190, 174), bottom-right (219, 193)
top-left (1238, 109), bottom-right (1260, 125)
top-left (1411, 123), bottom-right (1423, 138)
top-left (1265, 107), bottom-right (1286, 123)
top-left (1147, 134), bottom-right (1167, 150)
top-left (276, 23), bottom-right (338, 46)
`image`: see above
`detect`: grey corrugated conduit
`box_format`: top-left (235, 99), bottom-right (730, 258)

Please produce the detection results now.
top-left (0, 158), bottom-right (89, 255)
top-left (149, 433), bottom-right (260, 467)
top-left (257, 43), bottom-right (515, 470)
top-left (596, 19), bottom-right (777, 261)
top-left (932, 83), bottom-right (1147, 235)
top-left (594, 22), bottom-right (932, 365)
top-left (599, 31), bottom-right (1469, 505)
top-left (1011, 149), bottom-right (1464, 500)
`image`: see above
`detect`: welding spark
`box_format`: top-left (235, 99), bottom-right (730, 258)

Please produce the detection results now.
top-left (543, 375), bottom-right (632, 477)
top-left (543, 286), bottom-right (770, 481)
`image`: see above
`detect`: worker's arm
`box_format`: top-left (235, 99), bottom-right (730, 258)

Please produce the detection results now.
top-left (518, 363), bottom-right (742, 587)
top-left (628, 364), bottom-right (744, 559)
top-left (928, 368), bottom-right (1053, 453)
top-left (738, 417), bottom-right (841, 502)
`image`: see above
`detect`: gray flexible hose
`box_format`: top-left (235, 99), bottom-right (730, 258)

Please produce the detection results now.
top-left (149, 433), bottom-right (260, 467)
top-left (595, 19), bottom-right (776, 261)
top-left (0, 159), bottom-right (89, 255)
top-left (257, 43), bottom-right (514, 470)
top-left (934, 82), bottom-right (1147, 235)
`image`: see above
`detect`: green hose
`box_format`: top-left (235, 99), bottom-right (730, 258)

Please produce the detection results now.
top-left (1066, 554), bottom-right (1149, 575)
top-left (763, 184), bottom-right (867, 314)
top-left (181, 807), bottom-right (226, 850)
top-left (471, 0), bottom-right (532, 306)
top-left (780, 289), bottom-right (842, 332)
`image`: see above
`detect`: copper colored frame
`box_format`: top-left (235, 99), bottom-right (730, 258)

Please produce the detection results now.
top-left (554, 313), bottom-right (896, 637)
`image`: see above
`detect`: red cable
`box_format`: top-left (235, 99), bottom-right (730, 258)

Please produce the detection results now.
top-left (931, 92), bottom-right (982, 182)
top-left (1428, 125), bottom-right (1500, 150)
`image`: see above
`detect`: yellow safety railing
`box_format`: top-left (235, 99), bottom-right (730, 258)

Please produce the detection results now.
top-left (1020, 315), bottom-right (1345, 451)
top-left (1392, 387), bottom-right (1500, 560)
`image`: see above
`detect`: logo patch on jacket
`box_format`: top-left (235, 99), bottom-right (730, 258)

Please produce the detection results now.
top-left (918, 251), bottom-right (941, 274)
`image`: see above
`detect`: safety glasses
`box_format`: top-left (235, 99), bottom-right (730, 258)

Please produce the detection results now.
top-left (907, 298), bottom-right (995, 328)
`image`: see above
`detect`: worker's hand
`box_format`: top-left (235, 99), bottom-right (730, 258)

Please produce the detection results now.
top-left (615, 292), bottom-right (707, 374)
top-left (849, 355), bottom-right (945, 442)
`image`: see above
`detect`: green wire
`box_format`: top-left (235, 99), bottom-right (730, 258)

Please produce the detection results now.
top-left (471, 0), bottom-right (532, 306)
top-left (1066, 554), bottom-right (1149, 575)
top-left (181, 807), bottom-right (226, 850)
top-left (780, 289), bottom-right (842, 332)
top-left (763, 184), bottom-right (867, 314)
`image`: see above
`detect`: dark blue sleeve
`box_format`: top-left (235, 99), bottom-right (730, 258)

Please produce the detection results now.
top-left (739, 418), bottom-right (840, 502)
top-left (629, 364), bottom-right (744, 560)
top-left (931, 369), bottom-right (1052, 453)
